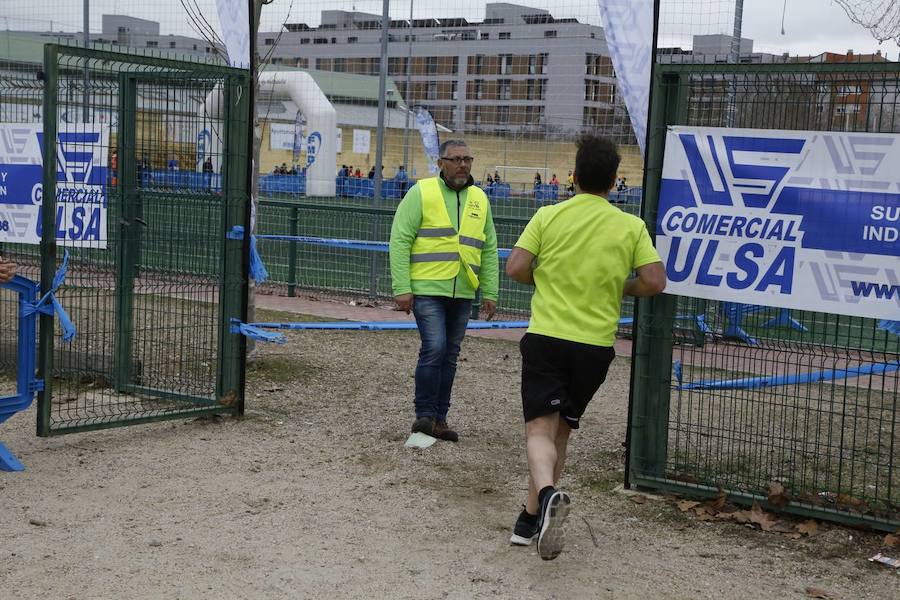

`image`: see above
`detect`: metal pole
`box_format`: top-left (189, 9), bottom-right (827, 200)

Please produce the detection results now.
top-left (373, 0), bottom-right (390, 203)
top-left (402, 0), bottom-right (413, 173)
top-left (82, 0), bottom-right (90, 123)
top-left (725, 0), bottom-right (744, 127)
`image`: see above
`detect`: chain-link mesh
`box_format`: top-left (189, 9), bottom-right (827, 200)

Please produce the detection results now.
top-left (630, 62), bottom-right (900, 532)
top-left (0, 40), bottom-right (250, 433)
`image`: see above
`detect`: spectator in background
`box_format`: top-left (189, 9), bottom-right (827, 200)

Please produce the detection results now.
top-left (110, 151), bottom-right (118, 187)
top-left (566, 171), bottom-right (575, 196)
top-left (168, 156), bottom-right (179, 171)
top-left (368, 166), bottom-right (376, 179)
top-left (354, 168), bottom-right (362, 178)
top-left (0, 256), bottom-right (15, 284)
top-left (339, 165), bottom-right (348, 177)
top-left (486, 174), bottom-right (494, 187)
top-left (202, 156), bottom-right (214, 191)
top-left (138, 155), bottom-right (151, 187)
top-left (494, 170), bottom-right (501, 184)
top-left (550, 173), bottom-right (559, 187)
top-left (534, 172), bottom-right (542, 186)
top-left (396, 165), bottom-right (409, 194)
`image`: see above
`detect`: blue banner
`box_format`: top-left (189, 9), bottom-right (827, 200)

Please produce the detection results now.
top-left (657, 126), bottom-right (899, 320)
top-left (0, 123), bottom-right (109, 248)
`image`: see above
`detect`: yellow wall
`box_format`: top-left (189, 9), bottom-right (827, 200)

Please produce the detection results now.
top-left (259, 122), bottom-right (644, 186)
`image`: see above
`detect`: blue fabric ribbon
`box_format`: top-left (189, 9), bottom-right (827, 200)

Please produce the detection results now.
top-left (21, 250), bottom-right (77, 342)
top-left (228, 226), bottom-right (269, 285)
top-left (230, 320), bottom-right (287, 344)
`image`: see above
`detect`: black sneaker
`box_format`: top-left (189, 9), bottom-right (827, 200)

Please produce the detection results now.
top-left (536, 490), bottom-right (572, 561)
top-left (509, 507), bottom-right (539, 546)
top-left (411, 416), bottom-right (435, 436)
top-left (433, 420), bottom-right (459, 442)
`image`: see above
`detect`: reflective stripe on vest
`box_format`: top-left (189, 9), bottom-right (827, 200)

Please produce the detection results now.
top-left (409, 177), bottom-right (489, 288)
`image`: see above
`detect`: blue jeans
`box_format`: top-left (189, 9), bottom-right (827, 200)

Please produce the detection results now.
top-left (412, 296), bottom-right (472, 421)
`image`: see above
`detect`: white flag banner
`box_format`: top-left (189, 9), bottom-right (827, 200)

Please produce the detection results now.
top-left (215, 0), bottom-right (251, 69)
top-left (414, 108), bottom-right (441, 175)
top-left (598, 0), bottom-right (654, 155)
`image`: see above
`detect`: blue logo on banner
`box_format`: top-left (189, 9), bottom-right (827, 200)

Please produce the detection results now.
top-left (196, 129), bottom-right (211, 166)
top-left (306, 131), bottom-right (322, 168)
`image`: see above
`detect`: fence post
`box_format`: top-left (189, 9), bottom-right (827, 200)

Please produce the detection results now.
top-left (368, 212), bottom-right (379, 298)
top-left (36, 44), bottom-right (59, 437)
top-left (626, 69), bottom-right (686, 484)
top-left (288, 205), bottom-right (299, 297)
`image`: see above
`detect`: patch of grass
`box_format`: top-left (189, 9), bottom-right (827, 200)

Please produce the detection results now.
top-left (254, 309), bottom-right (338, 324)
top-left (246, 354), bottom-right (317, 384)
top-left (572, 449), bottom-right (625, 494)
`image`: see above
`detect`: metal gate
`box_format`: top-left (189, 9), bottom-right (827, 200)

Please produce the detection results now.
top-left (34, 45), bottom-right (250, 434)
top-left (628, 61), bottom-right (900, 532)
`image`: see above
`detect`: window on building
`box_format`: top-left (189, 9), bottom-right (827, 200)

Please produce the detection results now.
top-left (480, 32), bottom-right (490, 40)
top-left (527, 79), bottom-right (537, 100)
top-left (539, 53), bottom-right (548, 74)
top-left (475, 80), bottom-right (484, 100)
top-left (499, 32), bottom-right (511, 40)
top-left (169, 41), bottom-right (177, 48)
top-left (193, 44), bottom-right (197, 50)
top-left (427, 82), bottom-right (438, 100)
top-left (452, 81), bottom-right (459, 101)
top-left (528, 55), bottom-right (537, 75)
top-left (427, 57), bottom-right (438, 74)
top-left (300, 38), bottom-right (310, 45)
top-left (146, 41), bottom-right (158, 48)
top-left (836, 84), bottom-right (862, 96)
top-left (474, 54), bottom-right (484, 75)
top-left (348, 37), bottom-right (358, 44)
top-left (499, 80), bottom-right (512, 100)
top-left (500, 54), bottom-right (512, 75)
top-left (332, 37), bottom-right (337, 44)
top-left (544, 30), bottom-right (557, 38)
top-left (265, 38), bottom-right (274, 45)
top-left (314, 37), bottom-right (328, 44)
top-left (497, 105), bottom-right (510, 124)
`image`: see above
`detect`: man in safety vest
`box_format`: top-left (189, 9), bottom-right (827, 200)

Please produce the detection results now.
top-left (506, 135), bottom-right (666, 560)
top-left (389, 139), bottom-right (499, 442)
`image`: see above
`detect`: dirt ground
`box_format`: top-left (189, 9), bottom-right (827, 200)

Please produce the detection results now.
top-left (1, 306), bottom-right (898, 599)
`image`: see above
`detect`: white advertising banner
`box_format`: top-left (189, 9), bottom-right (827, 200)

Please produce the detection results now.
top-left (352, 129), bottom-right (371, 155)
top-left (597, 0), bottom-right (654, 155)
top-left (0, 123), bottom-right (110, 248)
top-left (657, 126), bottom-right (900, 320)
top-left (269, 122), bottom-right (296, 151)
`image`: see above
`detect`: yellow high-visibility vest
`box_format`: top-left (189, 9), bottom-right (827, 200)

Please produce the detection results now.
top-left (410, 177), bottom-right (488, 288)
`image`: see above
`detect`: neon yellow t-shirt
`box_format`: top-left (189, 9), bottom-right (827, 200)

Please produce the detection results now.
top-left (514, 193), bottom-right (661, 346)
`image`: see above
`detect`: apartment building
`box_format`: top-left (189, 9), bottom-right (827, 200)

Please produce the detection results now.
top-left (260, 3), bottom-right (621, 137)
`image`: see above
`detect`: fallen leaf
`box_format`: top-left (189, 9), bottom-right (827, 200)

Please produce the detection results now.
top-left (796, 520), bottom-right (819, 536)
top-left (884, 532), bottom-right (900, 548)
top-left (700, 489), bottom-right (727, 514)
top-left (629, 494), bottom-right (648, 504)
top-left (804, 586), bottom-right (832, 599)
top-left (772, 521), bottom-right (796, 533)
top-left (677, 500), bottom-right (700, 512)
top-left (767, 481), bottom-right (790, 508)
top-left (749, 502), bottom-right (778, 531)
top-left (694, 512), bottom-right (717, 521)
top-left (730, 509), bottom-right (753, 524)
top-left (785, 533), bottom-right (803, 540)
top-left (835, 493), bottom-right (866, 510)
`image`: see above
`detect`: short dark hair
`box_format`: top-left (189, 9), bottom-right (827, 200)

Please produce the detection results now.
top-left (439, 139), bottom-right (468, 156)
top-left (574, 134), bottom-right (620, 194)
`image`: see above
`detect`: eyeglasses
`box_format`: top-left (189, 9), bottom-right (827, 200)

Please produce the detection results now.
top-left (440, 156), bottom-right (474, 166)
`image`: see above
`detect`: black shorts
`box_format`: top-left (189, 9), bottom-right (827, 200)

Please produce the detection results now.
top-left (520, 333), bottom-right (616, 429)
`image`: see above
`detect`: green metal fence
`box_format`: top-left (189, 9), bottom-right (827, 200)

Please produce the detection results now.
top-left (24, 45), bottom-right (251, 434)
top-left (629, 61), bottom-right (900, 531)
